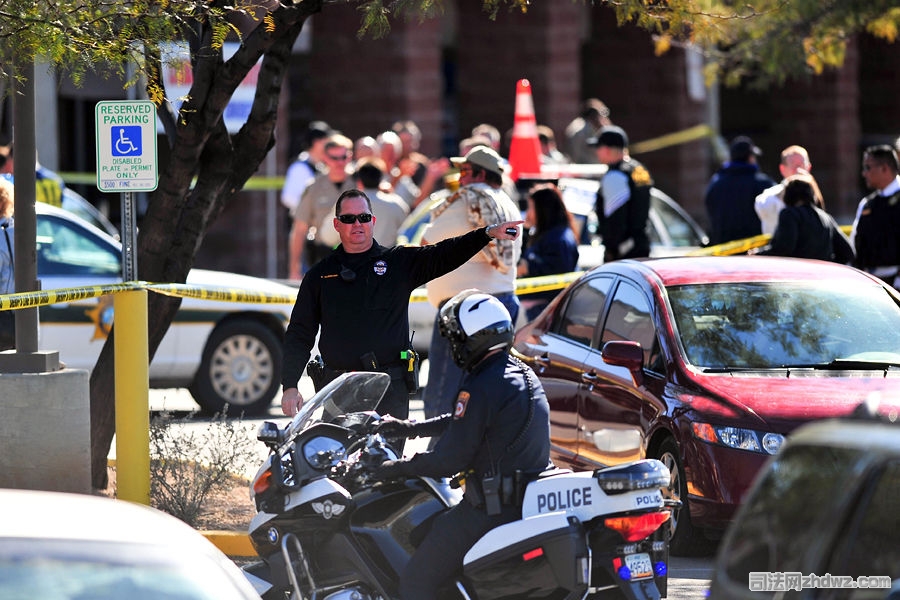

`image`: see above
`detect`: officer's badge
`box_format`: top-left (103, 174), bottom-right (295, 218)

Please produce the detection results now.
top-left (632, 165), bottom-right (653, 186)
top-left (373, 260), bottom-right (387, 275)
top-left (454, 391), bottom-right (470, 419)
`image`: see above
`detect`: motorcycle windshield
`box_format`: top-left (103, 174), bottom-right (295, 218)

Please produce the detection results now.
top-left (286, 372), bottom-right (390, 438)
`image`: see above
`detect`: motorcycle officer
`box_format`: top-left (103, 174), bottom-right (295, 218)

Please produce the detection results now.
top-left (372, 289), bottom-right (552, 600)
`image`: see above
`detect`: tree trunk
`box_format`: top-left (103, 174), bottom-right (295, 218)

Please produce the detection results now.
top-left (90, 3), bottom-right (317, 489)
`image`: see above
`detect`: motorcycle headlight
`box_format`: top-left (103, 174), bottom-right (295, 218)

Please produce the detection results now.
top-left (692, 423), bottom-right (785, 455)
top-left (303, 436), bottom-right (347, 470)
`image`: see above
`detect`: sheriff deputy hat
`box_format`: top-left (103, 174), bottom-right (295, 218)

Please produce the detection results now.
top-left (587, 125), bottom-right (628, 149)
top-left (450, 145), bottom-right (506, 176)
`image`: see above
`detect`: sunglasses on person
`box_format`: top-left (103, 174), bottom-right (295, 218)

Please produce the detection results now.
top-left (327, 153), bottom-right (351, 161)
top-left (336, 212), bottom-right (374, 224)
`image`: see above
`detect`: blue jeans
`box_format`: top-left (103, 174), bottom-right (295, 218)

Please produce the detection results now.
top-left (423, 292), bottom-right (519, 421)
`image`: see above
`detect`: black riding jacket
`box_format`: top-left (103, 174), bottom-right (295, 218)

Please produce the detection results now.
top-left (394, 353), bottom-right (551, 482)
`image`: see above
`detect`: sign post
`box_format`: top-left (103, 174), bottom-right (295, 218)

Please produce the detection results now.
top-left (95, 100), bottom-right (157, 505)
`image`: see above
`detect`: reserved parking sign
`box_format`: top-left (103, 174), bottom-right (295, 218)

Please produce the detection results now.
top-left (95, 100), bottom-right (159, 193)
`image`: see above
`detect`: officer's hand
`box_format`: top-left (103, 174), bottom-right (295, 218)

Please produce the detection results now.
top-left (373, 415), bottom-right (416, 438)
top-left (490, 220), bottom-right (525, 240)
top-left (281, 388), bottom-right (304, 417)
top-left (371, 459), bottom-right (405, 481)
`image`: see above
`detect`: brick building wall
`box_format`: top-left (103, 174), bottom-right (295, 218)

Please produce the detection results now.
top-left (580, 7), bottom-right (711, 222)
top-left (192, 6), bottom-right (897, 277)
top-left (454, 2), bottom-right (584, 151)
top-left (306, 6), bottom-right (444, 155)
top-left (718, 41), bottom-right (864, 223)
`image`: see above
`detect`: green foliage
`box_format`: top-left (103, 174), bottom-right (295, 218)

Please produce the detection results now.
top-left (356, 0), bottom-right (530, 38)
top-left (8, 1), bottom-right (897, 90)
top-left (602, 0), bottom-right (900, 87)
top-left (0, 0), bottom-right (257, 89)
top-left (149, 410), bottom-right (258, 528)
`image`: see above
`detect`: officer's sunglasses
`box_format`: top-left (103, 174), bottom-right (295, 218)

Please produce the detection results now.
top-left (337, 213), bottom-right (373, 224)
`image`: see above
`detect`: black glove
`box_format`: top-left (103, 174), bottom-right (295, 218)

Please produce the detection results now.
top-left (373, 416), bottom-right (416, 438)
top-left (371, 459), bottom-right (406, 480)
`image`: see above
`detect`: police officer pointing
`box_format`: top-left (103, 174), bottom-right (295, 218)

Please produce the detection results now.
top-left (371, 289), bottom-right (552, 599)
top-left (280, 190), bottom-right (523, 420)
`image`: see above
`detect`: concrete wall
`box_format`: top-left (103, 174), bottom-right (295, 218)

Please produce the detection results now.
top-left (0, 369), bottom-right (91, 494)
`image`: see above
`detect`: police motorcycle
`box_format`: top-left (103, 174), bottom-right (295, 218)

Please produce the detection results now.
top-left (243, 371), bottom-right (676, 600)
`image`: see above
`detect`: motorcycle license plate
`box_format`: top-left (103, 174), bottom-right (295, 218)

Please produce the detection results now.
top-left (624, 552), bottom-right (653, 580)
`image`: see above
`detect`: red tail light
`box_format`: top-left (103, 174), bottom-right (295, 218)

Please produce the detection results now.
top-left (604, 511), bottom-right (670, 542)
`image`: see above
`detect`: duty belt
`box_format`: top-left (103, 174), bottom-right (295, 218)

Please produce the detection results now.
top-left (323, 362), bottom-right (407, 381)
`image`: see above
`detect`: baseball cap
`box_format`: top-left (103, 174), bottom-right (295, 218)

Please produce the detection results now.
top-left (587, 125), bottom-right (628, 149)
top-left (305, 120), bottom-right (332, 146)
top-left (729, 135), bottom-right (762, 161)
top-left (450, 145), bottom-right (506, 176)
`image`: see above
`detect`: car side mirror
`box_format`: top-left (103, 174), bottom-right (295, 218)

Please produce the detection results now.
top-left (601, 340), bottom-right (644, 387)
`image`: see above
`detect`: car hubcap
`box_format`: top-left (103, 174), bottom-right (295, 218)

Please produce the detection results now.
top-left (209, 334), bottom-right (274, 407)
top-left (659, 450), bottom-right (682, 535)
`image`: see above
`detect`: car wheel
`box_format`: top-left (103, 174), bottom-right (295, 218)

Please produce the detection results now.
top-left (189, 319), bottom-right (281, 416)
top-left (654, 438), bottom-right (705, 556)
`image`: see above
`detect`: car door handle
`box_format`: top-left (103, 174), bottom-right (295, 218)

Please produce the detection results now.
top-left (532, 355), bottom-right (550, 373)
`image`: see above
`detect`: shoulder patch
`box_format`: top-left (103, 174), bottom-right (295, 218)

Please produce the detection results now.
top-left (453, 391), bottom-right (470, 419)
top-left (632, 165), bottom-right (653, 186)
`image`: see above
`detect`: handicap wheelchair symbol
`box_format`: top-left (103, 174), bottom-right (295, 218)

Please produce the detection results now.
top-left (111, 126), bottom-right (142, 157)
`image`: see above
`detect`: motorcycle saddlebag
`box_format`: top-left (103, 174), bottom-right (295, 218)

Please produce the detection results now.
top-left (462, 512), bottom-right (588, 600)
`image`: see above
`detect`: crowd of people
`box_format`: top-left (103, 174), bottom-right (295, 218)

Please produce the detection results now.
top-left (703, 133), bottom-right (900, 286)
top-left (279, 116), bottom-right (900, 402)
top-left (281, 106), bottom-right (623, 280)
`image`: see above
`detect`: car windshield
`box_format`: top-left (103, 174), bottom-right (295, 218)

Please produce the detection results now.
top-left (668, 282), bottom-right (900, 369)
top-left (0, 540), bottom-right (254, 599)
top-left (286, 371), bottom-right (389, 440)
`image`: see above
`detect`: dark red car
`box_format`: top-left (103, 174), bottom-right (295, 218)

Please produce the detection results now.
top-left (512, 255), bottom-right (900, 554)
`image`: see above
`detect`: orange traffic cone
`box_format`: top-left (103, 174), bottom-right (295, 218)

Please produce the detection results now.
top-left (507, 79), bottom-right (543, 181)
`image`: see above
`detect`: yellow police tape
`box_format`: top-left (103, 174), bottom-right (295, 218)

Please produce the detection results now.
top-left (687, 225), bottom-right (853, 257)
top-left (0, 273), bottom-right (581, 312)
top-left (148, 283), bottom-right (296, 304)
top-left (630, 124), bottom-right (715, 155)
top-left (0, 281), bottom-right (296, 311)
top-left (0, 282), bottom-right (143, 310)
top-left (59, 124), bottom-right (720, 190)
top-left (0, 223), bottom-right (858, 311)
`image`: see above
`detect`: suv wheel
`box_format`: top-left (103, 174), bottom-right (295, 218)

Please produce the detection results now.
top-left (189, 319), bottom-right (281, 416)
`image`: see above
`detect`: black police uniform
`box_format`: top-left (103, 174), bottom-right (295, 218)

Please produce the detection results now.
top-left (595, 157), bottom-right (653, 262)
top-left (854, 189), bottom-right (900, 282)
top-left (376, 353), bottom-right (551, 600)
top-left (281, 227), bottom-right (495, 420)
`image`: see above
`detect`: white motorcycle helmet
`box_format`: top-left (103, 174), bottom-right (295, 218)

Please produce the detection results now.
top-left (438, 289), bottom-right (513, 371)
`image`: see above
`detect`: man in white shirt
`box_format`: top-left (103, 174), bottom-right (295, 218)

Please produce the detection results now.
top-left (754, 145), bottom-right (816, 235)
top-left (281, 121), bottom-right (332, 215)
top-left (421, 146), bottom-right (522, 429)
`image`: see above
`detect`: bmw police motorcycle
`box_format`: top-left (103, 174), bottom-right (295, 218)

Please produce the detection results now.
top-left (242, 371), bottom-right (676, 600)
